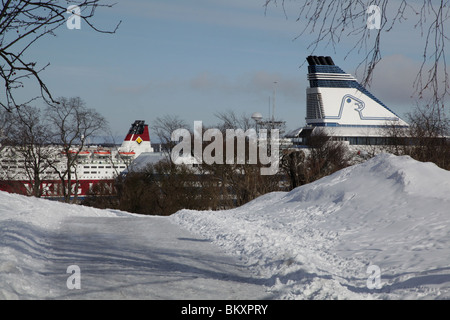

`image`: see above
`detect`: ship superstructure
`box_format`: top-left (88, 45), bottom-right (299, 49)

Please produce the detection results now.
top-left (288, 56), bottom-right (409, 145)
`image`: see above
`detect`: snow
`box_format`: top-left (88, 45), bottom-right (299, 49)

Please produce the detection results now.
top-left (0, 194), bottom-right (268, 299)
top-left (172, 153), bottom-right (450, 299)
top-left (1, 153), bottom-right (450, 299)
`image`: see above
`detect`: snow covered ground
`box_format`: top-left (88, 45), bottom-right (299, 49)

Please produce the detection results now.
top-left (1, 153), bottom-right (450, 299)
top-left (0, 195), bottom-right (269, 299)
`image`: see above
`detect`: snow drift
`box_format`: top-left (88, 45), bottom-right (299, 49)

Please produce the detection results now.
top-left (172, 154), bottom-right (450, 299)
top-left (1, 153), bottom-right (449, 299)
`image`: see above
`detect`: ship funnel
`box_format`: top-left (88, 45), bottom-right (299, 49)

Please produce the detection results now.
top-left (119, 120), bottom-right (154, 157)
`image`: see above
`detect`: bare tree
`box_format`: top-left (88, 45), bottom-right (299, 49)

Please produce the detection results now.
top-left (206, 110), bottom-right (284, 206)
top-left (264, 0), bottom-right (450, 110)
top-left (0, 108), bottom-right (18, 192)
top-left (0, 107), bottom-right (13, 150)
top-left (377, 102), bottom-right (449, 170)
top-left (214, 110), bottom-right (253, 132)
top-left (111, 159), bottom-right (222, 216)
top-left (307, 129), bottom-right (350, 181)
top-left (379, 120), bottom-right (409, 156)
top-left (152, 114), bottom-right (189, 157)
top-left (280, 148), bottom-right (306, 189)
top-left (46, 96), bottom-right (108, 202)
top-left (404, 105), bottom-right (450, 169)
top-left (281, 129), bottom-right (351, 190)
top-left (6, 105), bottom-right (57, 197)
top-left (0, 0), bottom-right (121, 112)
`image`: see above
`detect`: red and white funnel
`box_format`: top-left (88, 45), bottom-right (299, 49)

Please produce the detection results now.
top-left (119, 120), bottom-right (154, 157)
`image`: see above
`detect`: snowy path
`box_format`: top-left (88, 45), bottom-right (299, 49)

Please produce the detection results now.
top-left (1, 214), bottom-right (271, 299)
top-left (50, 216), bottom-right (271, 299)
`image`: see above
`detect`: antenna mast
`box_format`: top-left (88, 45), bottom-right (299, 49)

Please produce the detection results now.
top-left (273, 81), bottom-right (277, 122)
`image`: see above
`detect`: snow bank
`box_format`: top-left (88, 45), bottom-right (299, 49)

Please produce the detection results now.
top-left (0, 191), bottom-right (134, 228)
top-left (171, 154), bottom-right (450, 299)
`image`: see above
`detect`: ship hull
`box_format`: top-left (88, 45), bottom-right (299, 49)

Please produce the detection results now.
top-left (0, 179), bottom-right (115, 199)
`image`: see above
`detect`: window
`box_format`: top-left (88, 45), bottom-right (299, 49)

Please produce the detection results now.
top-left (306, 93), bottom-right (324, 119)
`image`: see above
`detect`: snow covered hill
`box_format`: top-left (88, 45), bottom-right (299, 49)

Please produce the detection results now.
top-left (1, 153), bottom-right (449, 299)
top-left (172, 153), bottom-right (450, 299)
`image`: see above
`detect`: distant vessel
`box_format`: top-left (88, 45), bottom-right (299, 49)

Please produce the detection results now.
top-left (0, 120), bottom-right (155, 198)
top-left (287, 56), bottom-right (408, 146)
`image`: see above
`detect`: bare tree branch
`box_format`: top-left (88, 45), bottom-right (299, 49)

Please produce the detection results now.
top-left (0, 0), bottom-right (121, 112)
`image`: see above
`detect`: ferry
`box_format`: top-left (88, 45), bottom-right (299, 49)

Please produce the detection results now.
top-left (0, 120), bottom-right (155, 198)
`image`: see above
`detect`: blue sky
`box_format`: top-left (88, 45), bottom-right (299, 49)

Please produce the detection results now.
top-left (19, 0), bottom-right (448, 142)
